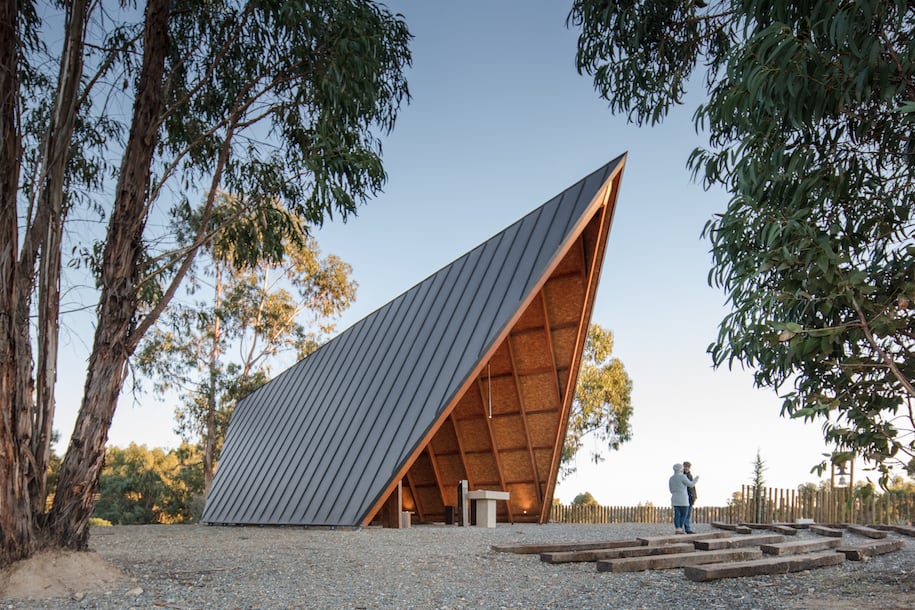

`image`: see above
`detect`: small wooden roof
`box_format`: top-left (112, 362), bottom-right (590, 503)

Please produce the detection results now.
top-left (202, 155), bottom-right (626, 526)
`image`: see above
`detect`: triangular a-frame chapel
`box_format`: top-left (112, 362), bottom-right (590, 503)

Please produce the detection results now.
top-left (202, 154), bottom-right (626, 527)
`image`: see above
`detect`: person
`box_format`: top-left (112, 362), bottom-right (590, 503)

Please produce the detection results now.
top-left (683, 461), bottom-right (697, 534)
top-left (668, 463), bottom-right (699, 534)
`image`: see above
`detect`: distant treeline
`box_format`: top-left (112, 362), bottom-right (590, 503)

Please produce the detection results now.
top-left (49, 443), bottom-right (205, 525)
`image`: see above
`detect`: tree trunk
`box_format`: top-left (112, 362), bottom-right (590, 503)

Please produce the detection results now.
top-left (0, 0), bottom-right (29, 568)
top-left (32, 201), bottom-right (63, 518)
top-left (47, 0), bottom-right (169, 550)
top-left (31, 0), bottom-right (89, 521)
top-left (204, 262), bottom-right (222, 496)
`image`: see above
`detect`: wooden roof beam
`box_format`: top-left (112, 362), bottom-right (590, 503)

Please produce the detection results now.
top-left (506, 332), bottom-right (543, 510)
top-left (404, 470), bottom-right (425, 522)
top-left (449, 413), bottom-right (473, 489)
top-left (425, 444), bottom-right (449, 516)
top-left (476, 375), bottom-right (515, 524)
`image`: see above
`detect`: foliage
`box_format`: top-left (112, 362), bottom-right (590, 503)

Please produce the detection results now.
top-left (561, 324), bottom-right (633, 478)
top-left (799, 474), bottom-right (915, 498)
top-left (751, 450), bottom-right (767, 491)
top-left (135, 195), bottom-right (356, 491)
top-left (726, 490), bottom-right (744, 508)
top-left (888, 474), bottom-right (915, 493)
top-left (1, 0), bottom-right (411, 560)
top-left (797, 481), bottom-right (830, 494)
top-left (570, 0), bottom-right (915, 484)
top-left (750, 449), bottom-right (767, 522)
top-left (572, 491), bottom-right (600, 506)
top-left (45, 431), bottom-right (62, 502)
top-left (93, 444), bottom-right (204, 525)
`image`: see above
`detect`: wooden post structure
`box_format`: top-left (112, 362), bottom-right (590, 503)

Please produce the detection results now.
top-left (381, 481), bottom-right (403, 528)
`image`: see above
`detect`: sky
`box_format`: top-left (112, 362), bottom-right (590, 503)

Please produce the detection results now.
top-left (53, 1), bottom-right (851, 508)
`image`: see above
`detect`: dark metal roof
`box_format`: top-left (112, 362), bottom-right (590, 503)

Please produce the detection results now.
top-left (202, 155), bottom-right (625, 526)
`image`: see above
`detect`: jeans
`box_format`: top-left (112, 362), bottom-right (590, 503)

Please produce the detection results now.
top-left (684, 504), bottom-right (693, 533)
top-left (673, 505), bottom-right (689, 530)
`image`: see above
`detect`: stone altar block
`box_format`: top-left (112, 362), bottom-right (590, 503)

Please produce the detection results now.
top-left (467, 490), bottom-right (510, 528)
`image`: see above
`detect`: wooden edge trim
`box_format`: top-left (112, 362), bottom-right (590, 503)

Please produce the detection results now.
top-left (539, 165), bottom-right (625, 522)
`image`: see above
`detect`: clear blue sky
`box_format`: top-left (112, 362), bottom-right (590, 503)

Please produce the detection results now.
top-left (56, 1), bottom-right (843, 507)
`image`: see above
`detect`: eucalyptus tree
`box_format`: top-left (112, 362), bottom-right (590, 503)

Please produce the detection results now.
top-left (0, 0), bottom-right (410, 564)
top-left (136, 196), bottom-right (356, 496)
top-left (561, 324), bottom-right (633, 477)
top-left (570, 0), bottom-right (915, 483)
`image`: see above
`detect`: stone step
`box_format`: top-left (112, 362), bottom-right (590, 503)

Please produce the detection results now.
top-left (770, 525), bottom-right (799, 536)
top-left (637, 531), bottom-right (729, 546)
top-left (760, 537), bottom-right (842, 556)
top-left (596, 548), bottom-right (762, 573)
top-left (710, 521), bottom-right (752, 534)
top-left (694, 533), bottom-right (785, 551)
top-left (810, 525), bottom-right (844, 537)
top-left (836, 539), bottom-right (905, 560)
top-left (541, 542), bottom-right (694, 564)
top-left (683, 551), bottom-right (845, 582)
top-left (491, 539), bottom-right (641, 554)
top-left (845, 524), bottom-right (888, 539)
top-left (890, 525), bottom-right (915, 537)
top-left (867, 524), bottom-right (915, 536)
top-left (787, 521), bottom-right (812, 529)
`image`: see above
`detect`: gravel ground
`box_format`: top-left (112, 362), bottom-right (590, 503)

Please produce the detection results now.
top-left (3, 521), bottom-right (914, 609)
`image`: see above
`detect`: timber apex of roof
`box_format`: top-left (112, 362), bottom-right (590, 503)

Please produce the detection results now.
top-left (202, 153), bottom-right (626, 527)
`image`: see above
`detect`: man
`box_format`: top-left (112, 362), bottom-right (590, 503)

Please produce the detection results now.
top-left (683, 461), bottom-right (697, 534)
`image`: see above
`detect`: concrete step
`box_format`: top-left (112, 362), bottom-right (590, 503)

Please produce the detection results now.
top-left (541, 542), bottom-right (694, 564)
top-left (637, 531), bottom-right (728, 546)
top-left (836, 538), bottom-right (905, 560)
top-left (694, 533), bottom-right (785, 551)
top-left (597, 548), bottom-right (762, 573)
top-left (710, 521), bottom-right (752, 534)
top-left (809, 525), bottom-right (844, 537)
top-left (491, 539), bottom-right (640, 554)
top-left (845, 524), bottom-right (888, 539)
top-left (683, 551), bottom-right (845, 582)
top-left (760, 537), bottom-right (842, 556)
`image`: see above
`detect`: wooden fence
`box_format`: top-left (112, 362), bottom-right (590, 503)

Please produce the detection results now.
top-left (550, 486), bottom-right (915, 526)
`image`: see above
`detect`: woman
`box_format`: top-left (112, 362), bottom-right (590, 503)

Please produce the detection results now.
top-left (668, 463), bottom-right (699, 534)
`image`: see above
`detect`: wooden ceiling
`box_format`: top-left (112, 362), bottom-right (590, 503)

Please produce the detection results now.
top-left (371, 193), bottom-right (614, 525)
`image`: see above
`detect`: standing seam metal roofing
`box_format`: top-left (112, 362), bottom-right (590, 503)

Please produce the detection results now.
top-left (202, 155), bottom-right (625, 526)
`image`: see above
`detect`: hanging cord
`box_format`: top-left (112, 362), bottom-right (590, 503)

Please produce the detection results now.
top-left (488, 363), bottom-right (492, 419)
